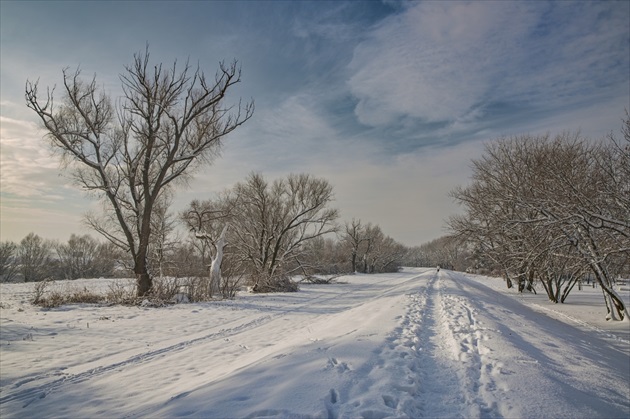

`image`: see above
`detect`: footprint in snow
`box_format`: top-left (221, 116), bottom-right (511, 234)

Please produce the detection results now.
top-left (327, 357), bottom-right (351, 372)
top-left (382, 394), bottom-right (398, 409)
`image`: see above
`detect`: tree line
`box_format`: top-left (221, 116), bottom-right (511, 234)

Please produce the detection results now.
top-left (0, 191), bottom-right (411, 289)
top-left (0, 233), bottom-right (119, 282)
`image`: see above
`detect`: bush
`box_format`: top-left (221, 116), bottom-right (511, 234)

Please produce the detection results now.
top-left (251, 274), bottom-right (299, 293)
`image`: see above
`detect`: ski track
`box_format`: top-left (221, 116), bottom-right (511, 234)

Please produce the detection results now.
top-left (0, 273), bottom-right (425, 414)
top-left (0, 313), bottom-right (276, 408)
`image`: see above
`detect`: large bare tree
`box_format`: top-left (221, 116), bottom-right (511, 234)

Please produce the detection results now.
top-left (183, 172), bottom-right (339, 292)
top-left (25, 48), bottom-right (253, 296)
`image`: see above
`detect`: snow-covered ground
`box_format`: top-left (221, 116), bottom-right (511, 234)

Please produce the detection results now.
top-left (1, 268), bottom-right (628, 418)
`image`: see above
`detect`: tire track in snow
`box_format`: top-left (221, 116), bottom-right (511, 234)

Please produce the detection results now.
top-left (2, 285), bottom-right (346, 409)
top-left (0, 313), bottom-right (278, 408)
top-left (2, 271), bottom-right (429, 413)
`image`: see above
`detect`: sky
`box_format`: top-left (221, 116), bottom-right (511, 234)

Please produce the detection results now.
top-left (1, 0), bottom-right (629, 247)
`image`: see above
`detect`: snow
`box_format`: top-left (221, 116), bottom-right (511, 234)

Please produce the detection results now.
top-left (1, 268), bottom-right (628, 418)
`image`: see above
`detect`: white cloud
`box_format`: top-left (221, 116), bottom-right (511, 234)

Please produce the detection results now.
top-left (348, 2), bottom-right (533, 125)
top-left (179, 92), bottom-right (474, 246)
top-left (347, 1), bottom-right (629, 128)
top-left (0, 116), bottom-right (97, 242)
top-left (0, 116), bottom-right (66, 199)
top-left (182, 93), bottom-right (358, 196)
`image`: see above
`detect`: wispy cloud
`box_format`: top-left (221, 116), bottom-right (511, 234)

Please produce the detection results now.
top-left (347, 1), bottom-right (629, 131)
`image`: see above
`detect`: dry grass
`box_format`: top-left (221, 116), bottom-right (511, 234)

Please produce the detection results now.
top-left (30, 274), bottom-right (245, 308)
top-left (32, 280), bottom-right (105, 308)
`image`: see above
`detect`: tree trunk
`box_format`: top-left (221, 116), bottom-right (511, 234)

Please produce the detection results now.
top-left (526, 270), bottom-right (536, 294)
top-left (135, 249), bottom-right (152, 297)
top-left (591, 262), bottom-right (627, 321)
top-left (209, 225), bottom-right (228, 297)
top-left (504, 271), bottom-right (513, 289)
top-left (540, 278), bottom-right (557, 303)
top-left (136, 271), bottom-right (152, 297)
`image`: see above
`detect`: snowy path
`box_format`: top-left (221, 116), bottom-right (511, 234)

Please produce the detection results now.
top-left (1, 269), bottom-right (628, 418)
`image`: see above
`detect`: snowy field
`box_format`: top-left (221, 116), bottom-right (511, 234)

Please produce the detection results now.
top-left (1, 268), bottom-right (628, 418)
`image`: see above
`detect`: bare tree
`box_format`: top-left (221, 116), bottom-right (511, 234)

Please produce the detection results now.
top-left (300, 236), bottom-right (346, 276)
top-left (359, 223), bottom-right (381, 274)
top-left (369, 234), bottom-right (406, 273)
top-left (232, 173), bottom-right (339, 290)
top-left (342, 218), bottom-right (366, 273)
top-left (0, 241), bottom-right (19, 282)
top-left (56, 234), bottom-right (107, 279)
top-left (26, 47), bottom-right (253, 296)
top-left (186, 172), bottom-right (338, 292)
top-left (18, 233), bottom-right (53, 282)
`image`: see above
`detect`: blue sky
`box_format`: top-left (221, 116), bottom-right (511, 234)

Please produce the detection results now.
top-left (1, 0), bottom-right (629, 246)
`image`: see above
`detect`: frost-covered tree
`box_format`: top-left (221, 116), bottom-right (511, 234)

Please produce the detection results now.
top-left (26, 48), bottom-right (253, 296)
top-left (182, 197), bottom-right (235, 297)
top-left (450, 124), bottom-right (629, 320)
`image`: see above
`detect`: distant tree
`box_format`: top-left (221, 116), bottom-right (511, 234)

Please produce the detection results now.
top-left (300, 236), bottom-right (346, 276)
top-left (339, 220), bottom-right (407, 274)
top-left (404, 236), bottom-right (468, 272)
top-left (56, 234), bottom-right (97, 279)
top-left (368, 234), bottom-right (406, 273)
top-left (55, 234), bottom-right (116, 279)
top-left (0, 241), bottom-right (19, 282)
top-left (358, 223), bottom-right (379, 274)
top-left (148, 193), bottom-right (180, 280)
top-left (26, 47), bottom-right (253, 296)
top-left (342, 219), bottom-right (367, 273)
top-left (18, 233), bottom-right (52, 282)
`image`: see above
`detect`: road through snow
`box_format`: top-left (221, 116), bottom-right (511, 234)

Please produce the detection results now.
top-left (1, 268), bottom-right (628, 418)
